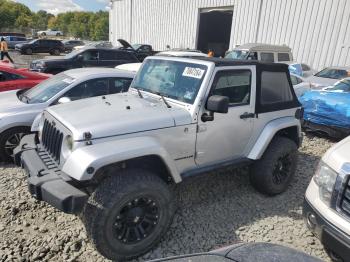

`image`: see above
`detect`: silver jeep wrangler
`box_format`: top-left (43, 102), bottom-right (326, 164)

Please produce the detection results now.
top-left (16, 57), bottom-right (303, 260)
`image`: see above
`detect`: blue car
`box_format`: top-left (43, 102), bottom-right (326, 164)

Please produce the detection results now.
top-left (300, 78), bottom-right (350, 138)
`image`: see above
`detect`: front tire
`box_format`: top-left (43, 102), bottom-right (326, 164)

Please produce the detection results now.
top-left (0, 127), bottom-right (30, 163)
top-left (82, 169), bottom-right (175, 261)
top-left (250, 136), bottom-right (298, 195)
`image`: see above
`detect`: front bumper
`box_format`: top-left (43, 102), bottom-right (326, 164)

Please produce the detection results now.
top-left (303, 199), bottom-right (350, 261)
top-left (15, 134), bottom-right (88, 214)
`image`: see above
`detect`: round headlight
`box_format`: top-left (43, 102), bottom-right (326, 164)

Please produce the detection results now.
top-left (65, 135), bottom-right (74, 151)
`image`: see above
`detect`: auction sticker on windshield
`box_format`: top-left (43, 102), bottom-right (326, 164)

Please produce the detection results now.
top-left (183, 67), bottom-right (205, 79)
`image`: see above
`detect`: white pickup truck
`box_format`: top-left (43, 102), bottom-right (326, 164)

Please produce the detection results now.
top-left (37, 29), bottom-right (63, 37)
top-left (304, 136), bottom-right (350, 262)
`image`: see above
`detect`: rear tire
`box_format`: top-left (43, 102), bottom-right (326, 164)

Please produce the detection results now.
top-left (250, 136), bottom-right (298, 195)
top-left (25, 48), bottom-right (33, 55)
top-left (52, 49), bottom-right (60, 56)
top-left (0, 127), bottom-right (30, 163)
top-left (82, 169), bottom-right (175, 261)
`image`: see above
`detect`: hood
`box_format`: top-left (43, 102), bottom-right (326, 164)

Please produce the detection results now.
top-left (306, 76), bottom-right (338, 87)
top-left (323, 136), bottom-right (350, 173)
top-left (300, 90), bottom-right (350, 128)
top-left (0, 90), bottom-right (33, 115)
top-left (32, 58), bottom-right (69, 65)
top-left (47, 93), bottom-right (192, 140)
top-left (118, 39), bottom-right (134, 50)
top-left (15, 43), bottom-right (27, 48)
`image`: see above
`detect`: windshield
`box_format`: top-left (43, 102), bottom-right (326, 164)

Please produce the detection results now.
top-left (28, 39), bottom-right (37, 44)
top-left (22, 73), bottom-right (74, 104)
top-left (315, 68), bottom-right (350, 79)
top-left (225, 50), bottom-right (249, 59)
top-left (132, 44), bottom-right (141, 50)
top-left (326, 79), bottom-right (350, 92)
top-left (131, 59), bottom-right (207, 104)
top-left (64, 49), bottom-right (82, 59)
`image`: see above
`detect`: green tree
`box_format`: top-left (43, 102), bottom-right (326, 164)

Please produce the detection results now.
top-left (0, 0), bottom-right (109, 40)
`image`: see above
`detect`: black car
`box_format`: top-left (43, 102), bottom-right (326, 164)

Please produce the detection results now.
top-left (29, 48), bottom-right (139, 74)
top-left (15, 39), bottom-right (64, 55)
top-left (118, 39), bottom-right (157, 61)
top-left (62, 40), bottom-right (85, 52)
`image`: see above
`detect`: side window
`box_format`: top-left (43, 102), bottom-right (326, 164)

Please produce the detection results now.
top-left (41, 40), bottom-right (49, 46)
top-left (63, 79), bottom-right (109, 100)
top-left (109, 78), bottom-right (133, 94)
top-left (139, 45), bottom-right (151, 52)
top-left (0, 71), bottom-right (7, 82)
top-left (278, 53), bottom-right (291, 61)
top-left (82, 50), bottom-right (99, 61)
top-left (261, 71), bottom-right (293, 104)
top-left (84, 78), bottom-right (109, 97)
top-left (211, 70), bottom-right (252, 105)
top-left (63, 83), bottom-right (86, 101)
top-left (99, 50), bottom-right (110, 61)
top-left (247, 52), bottom-right (258, 60)
top-left (260, 52), bottom-right (274, 62)
top-left (0, 71), bottom-right (23, 81)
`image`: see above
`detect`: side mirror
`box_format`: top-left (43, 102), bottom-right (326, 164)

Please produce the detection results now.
top-left (202, 95), bottom-right (229, 122)
top-left (207, 95), bottom-right (229, 113)
top-left (58, 97), bottom-right (71, 104)
top-left (76, 54), bottom-right (84, 61)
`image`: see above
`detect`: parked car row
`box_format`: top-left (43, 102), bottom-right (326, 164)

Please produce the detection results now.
top-left (29, 47), bottom-right (139, 74)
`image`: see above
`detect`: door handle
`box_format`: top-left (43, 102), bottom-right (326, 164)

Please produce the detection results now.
top-left (240, 112), bottom-right (256, 119)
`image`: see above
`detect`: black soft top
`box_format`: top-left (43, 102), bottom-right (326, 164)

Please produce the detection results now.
top-left (195, 57), bottom-right (300, 114)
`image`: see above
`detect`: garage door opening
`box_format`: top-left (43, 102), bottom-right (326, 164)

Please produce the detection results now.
top-left (197, 8), bottom-right (233, 57)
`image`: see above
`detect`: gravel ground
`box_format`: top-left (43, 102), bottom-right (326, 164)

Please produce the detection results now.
top-left (0, 134), bottom-right (335, 262)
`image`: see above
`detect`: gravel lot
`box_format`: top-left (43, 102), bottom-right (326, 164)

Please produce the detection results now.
top-left (0, 134), bottom-right (335, 262)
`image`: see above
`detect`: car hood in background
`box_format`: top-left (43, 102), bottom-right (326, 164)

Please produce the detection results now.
top-left (300, 90), bottom-right (350, 129)
top-left (31, 58), bottom-right (70, 65)
top-left (117, 39), bottom-right (134, 50)
top-left (0, 90), bottom-right (41, 116)
top-left (306, 76), bottom-right (338, 88)
top-left (15, 43), bottom-right (27, 49)
top-left (47, 92), bottom-right (192, 141)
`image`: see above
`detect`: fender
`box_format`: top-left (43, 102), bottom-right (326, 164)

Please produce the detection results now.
top-left (248, 117), bottom-right (301, 160)
top-left (61, 136), bottom-right (182, 183)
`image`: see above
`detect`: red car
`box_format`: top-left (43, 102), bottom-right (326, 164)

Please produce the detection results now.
top-left (0, 61), bottom-right (51, 92)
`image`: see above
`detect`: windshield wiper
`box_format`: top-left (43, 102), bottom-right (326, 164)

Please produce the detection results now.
top-left (133, 87), bottom-right (143, 98)
top-left (156, 92), bottom-right (171, 108)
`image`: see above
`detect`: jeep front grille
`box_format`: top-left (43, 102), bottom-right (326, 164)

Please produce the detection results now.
top-left (340, 178), bottom-right (350, 217)
top-left (42, 119), bottom-right (63, 162)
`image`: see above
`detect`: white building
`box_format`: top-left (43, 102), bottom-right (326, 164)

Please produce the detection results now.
top-left (110, 0), bottom-right (350, 70)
